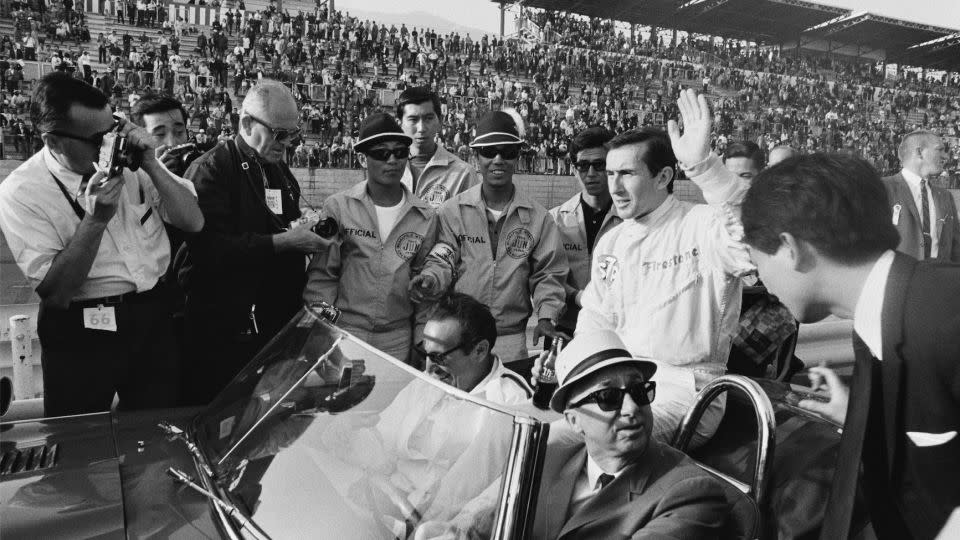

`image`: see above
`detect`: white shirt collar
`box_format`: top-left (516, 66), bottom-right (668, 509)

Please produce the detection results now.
top-left (468, 355), bottom-right (502, 396)
top-left (853, 250), bottom-right (896, 360)
top-left (900, 168), bottom-right (924, 188)
top-left (585, 453), bottom-right (622, 490)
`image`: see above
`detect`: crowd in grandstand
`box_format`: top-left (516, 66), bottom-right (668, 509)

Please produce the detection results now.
top-left (1, 1), bottom-right (959, 185)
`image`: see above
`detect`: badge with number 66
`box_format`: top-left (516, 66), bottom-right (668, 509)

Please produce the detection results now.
top-left (83, 306), bottom-right (118, 332)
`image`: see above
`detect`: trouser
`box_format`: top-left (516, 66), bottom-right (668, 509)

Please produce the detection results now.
top-left (180, 305), bottom-right (265, 406)
top-left (341, 324), bottom-right (411, 366)
top-left (491, 331), bottom-right (528, 363)
top-left (37, 286), bottom-right (179, 417)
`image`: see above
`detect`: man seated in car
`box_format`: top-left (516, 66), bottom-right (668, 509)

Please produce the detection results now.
top-left (320, 293), bottom-right (532, 532)
top-left (420, 330), bottom-right (728, 539)
top-left (416, 292), bottom-right (532, 404)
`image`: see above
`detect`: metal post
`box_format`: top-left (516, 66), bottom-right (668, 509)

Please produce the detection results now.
top-left (9, 315), bottom-right (35, 400)
top-left (499, 2), bottom-right (505, 38)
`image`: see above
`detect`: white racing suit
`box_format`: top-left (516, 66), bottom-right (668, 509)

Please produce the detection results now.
top-left (578, 154), bottom-right (754, 446)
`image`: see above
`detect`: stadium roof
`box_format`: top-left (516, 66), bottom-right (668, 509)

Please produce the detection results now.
top-left (502, 0), bottom-right (960, 70)
top-left (900, 33), bottom-right (960, 72)
top-left (507, 0), bottom-right (850, 41)
top-left (803, 12), bottom-right (955, 61)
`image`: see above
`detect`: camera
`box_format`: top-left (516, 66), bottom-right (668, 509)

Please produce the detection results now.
top-left (165, 142), bottom-right (203, 173)
top-left (98, 131), bottom-right (141, 177)
top-left (312, 216), bottom-right (339, 238)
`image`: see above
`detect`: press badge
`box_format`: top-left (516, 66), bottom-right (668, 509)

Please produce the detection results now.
top-left (892, 204), bottom-right (902, 225)
top-left (83, 306), bottom-right (118, 332)
top-left (265, 189), bottom-right (283, 214)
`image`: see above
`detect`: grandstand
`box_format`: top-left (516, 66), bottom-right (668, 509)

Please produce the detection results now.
top-left (1, 0), bottom-right (959, 184)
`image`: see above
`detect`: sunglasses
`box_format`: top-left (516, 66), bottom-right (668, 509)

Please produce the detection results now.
top-left (574, 159), bottom-right (606, 173)
top-left (365, 146), bottom-right (410, 161)
top-left (569, 381), bottom-right (656, 411)
top-left (477, 145), bottom-right (521, 160)
top-left (246, 113), bottom-right (301, 143)
top-left (413, 339), bottom-right (474, 365)
top-left (45, 120), bottom-right (119, 147)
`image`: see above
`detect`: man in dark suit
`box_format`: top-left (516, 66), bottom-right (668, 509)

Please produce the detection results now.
top-left (883, 130), bottom-right (960, 262)
top-left (741, 153), bottom-right (960, 539)
top-left (535, 330), bottom-right (727, 539)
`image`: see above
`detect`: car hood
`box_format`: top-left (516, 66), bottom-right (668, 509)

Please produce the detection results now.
top-left (1, 408), bottom-right (220, 539)
top-left (0, 413), bottom-right (125, 539)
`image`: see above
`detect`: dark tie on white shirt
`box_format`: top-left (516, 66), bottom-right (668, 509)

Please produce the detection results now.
top-left (920, 179), bottom-right (931, 259)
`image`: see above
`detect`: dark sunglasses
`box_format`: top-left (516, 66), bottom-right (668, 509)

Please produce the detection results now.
top-left (569, 381), bottom-right (656, 411)
top-left (365, 146), bottom-right (410, 161)
top-left (45, 120), bottom-right (119, 147)
top-left (477, 145), bottom-right (521, 160)
top-left (574, 159), bottom-right (606, 173)
top-left (413, 339), bottom-right (474, 365)
top-left (246, 113), bottom-right (301, 143)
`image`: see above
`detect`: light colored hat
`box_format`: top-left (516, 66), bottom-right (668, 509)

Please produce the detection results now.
top-left (549, 330), bottom-right (657, 413)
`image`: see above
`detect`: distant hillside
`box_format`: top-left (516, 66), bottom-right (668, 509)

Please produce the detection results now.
top-left (336, 8), bottom-right (495, 38)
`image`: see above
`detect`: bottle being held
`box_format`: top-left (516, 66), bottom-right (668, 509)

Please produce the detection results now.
top-left (532, 338), bottom-right (563, 410)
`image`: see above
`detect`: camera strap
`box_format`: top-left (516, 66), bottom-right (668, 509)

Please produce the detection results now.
top-left (51, 173), bottom-right (87, 220)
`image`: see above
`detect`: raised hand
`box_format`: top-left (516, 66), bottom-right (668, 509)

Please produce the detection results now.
top-left (667, 88), bottom-right (714, 167)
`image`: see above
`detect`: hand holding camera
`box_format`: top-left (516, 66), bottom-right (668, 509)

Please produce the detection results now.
top-left (274, 218), bottom-right (339, 254)
top-left (84, 166), bottom-right (125, 223)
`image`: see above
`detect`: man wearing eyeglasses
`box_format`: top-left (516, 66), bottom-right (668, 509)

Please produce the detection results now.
top-left (421, 330), bottom-right (727, 539)
top-left (176, 79), bottom-right (336, 405)
top-left (417, 292), bottom-right (531, 403)
top-left (425, 110), bottom-right (570, 363)
top-left (528, 330), bottom-right (726, 538)
top-left (304, 112), bottom-right (452, 363)
top-left (0, 72), bottom-right (203, 416)
top-left (549, 126), bottom-right (620, 335)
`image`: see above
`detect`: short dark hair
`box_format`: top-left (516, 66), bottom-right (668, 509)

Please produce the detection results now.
top-left (130, 93), bottom-right (188, 128)
top-left (742, 153), bottom-right (899, 264)
top-left (30, 71), bottom-right (109, 133)
top-left (428, 292), bottom-right (497, 353)
top-left (396, 86), bottom-right (442, 120)
top-left (606, 127), bottom-right (677, 193)
top-left (724, 141), bottom-right (765, 170)
top-left (569, 125), bottom-right (614, 160)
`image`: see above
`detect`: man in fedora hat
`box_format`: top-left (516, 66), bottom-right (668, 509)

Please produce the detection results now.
top-left (421, 330), bottom-right (727, 539)
top-left (305, 112), bottom-right (453, 362)
top-left (421, 109), bottom-right (570, 362)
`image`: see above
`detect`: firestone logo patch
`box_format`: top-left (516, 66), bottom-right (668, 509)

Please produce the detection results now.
top-left (505, 228), bottom-right (534, 259)
top-left (597, 255), bottom-right (620, 283)
top-left (395, 232), bottom-right (424, 260)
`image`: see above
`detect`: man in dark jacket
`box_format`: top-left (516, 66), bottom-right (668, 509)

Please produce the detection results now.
top-left (176, 80), bottom-right (334, 405)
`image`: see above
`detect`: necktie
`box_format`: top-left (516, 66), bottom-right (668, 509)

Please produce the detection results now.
top-left (920, 179), bottom-right (931, 259)
top-left (597, 473), bottom-right (614, 490)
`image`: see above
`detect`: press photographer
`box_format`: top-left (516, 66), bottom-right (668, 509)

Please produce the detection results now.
top-left (175, 79), bottom-right (337, 406)
top-left (130, 93), bottom-right (204, 177)
top-left (0, 72), bottom-right (204, 417)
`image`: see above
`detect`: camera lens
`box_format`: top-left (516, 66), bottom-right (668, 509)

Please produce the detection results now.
top-left (313, 217), bottom-right (339, 238)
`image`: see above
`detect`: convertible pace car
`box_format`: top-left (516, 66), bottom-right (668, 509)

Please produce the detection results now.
top-left (0, 305), bottom-right (862, 539)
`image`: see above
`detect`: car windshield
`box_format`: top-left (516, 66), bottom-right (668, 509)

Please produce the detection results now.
top-left (191, 306), bottom-right (532, 539)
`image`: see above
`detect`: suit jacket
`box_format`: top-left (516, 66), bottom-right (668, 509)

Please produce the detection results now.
top-left (883, 173), bottom-right (960, 262)
top-left (532, 440), bottom-right (727, 539)
top-left (864, 253), bottom-right (960, 538)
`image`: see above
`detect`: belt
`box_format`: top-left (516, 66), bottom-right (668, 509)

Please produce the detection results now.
top-left (71, 286), bottom-right (163, 308)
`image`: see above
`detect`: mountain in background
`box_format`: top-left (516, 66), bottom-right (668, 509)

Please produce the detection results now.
top-left (335, 8), bottom-right (496, 38)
